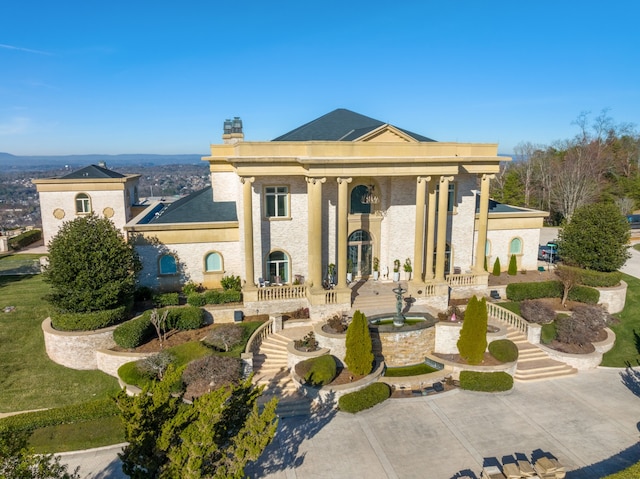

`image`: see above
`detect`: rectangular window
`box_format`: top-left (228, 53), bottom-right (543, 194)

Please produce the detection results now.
top-left (265, 186), bottom-right (289, 218)
top-left (435, 183), bottom-right (456, 212)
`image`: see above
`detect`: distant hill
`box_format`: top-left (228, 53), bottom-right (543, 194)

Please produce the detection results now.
top-left (0, 152), bottom-right (206, 171)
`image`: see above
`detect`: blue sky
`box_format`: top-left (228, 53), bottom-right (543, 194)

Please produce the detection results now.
top-left (1, 1), bottom-right (639, 156)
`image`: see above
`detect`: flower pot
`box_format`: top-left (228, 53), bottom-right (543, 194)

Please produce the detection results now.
top-left (393, 272), bottom-right (400, 282)
top-left (373, 271), bottom-right (379, 281)
top-left (347, 272), bottom-right (353, 283)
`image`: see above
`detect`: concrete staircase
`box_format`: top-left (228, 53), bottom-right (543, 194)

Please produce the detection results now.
top-left (350, 280), bottom-right (408, 316)
top-left (253, 332), bottom-right (313, 417)
top-left (508, 328), bottom-right (578, 382)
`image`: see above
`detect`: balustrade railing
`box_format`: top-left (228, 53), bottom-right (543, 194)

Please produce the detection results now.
top-left (244, 317), bottom-right (275, 354)
top-left (324, 289), bottom-right (338, 304)
top-left (486, 302), bottom-right (529, 335)
top-left (447, 273), bottom-right (479, 287)
top-left (257, 284), bottom-right (307, 302)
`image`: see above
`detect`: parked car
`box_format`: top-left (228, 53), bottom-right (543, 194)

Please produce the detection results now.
top-left (538, 243), bottom-right (559, 262)
top-left (627, 214), bottom-right (640, 229)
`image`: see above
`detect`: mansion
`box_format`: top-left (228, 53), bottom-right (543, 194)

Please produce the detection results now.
top-left (34, 109), bottom-right (547, 317)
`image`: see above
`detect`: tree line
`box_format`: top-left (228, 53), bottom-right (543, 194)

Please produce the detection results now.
top-left (492, 109), bottom-right (640, 223)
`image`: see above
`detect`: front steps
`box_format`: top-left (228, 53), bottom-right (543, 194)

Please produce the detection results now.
top-left (253, 332), bottom-right (313, 418)
top-left (507, 329), bottom-right (578, 382)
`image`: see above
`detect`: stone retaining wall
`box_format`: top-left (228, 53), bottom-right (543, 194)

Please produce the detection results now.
top-left (537, 328), bottom-right (615, 370)
top-left (376, 326), bottom-right (435, 367)
top-left (314, 323), bottom-right (346, 363)
top-left (286, 342), bottom-right (330, 370)
top-left (596, 281), bottom-right (627, 314)
top-left (42, 318), bottom-right (117, 370)
top-left (96, 349), bottom-right (154, 378)
top-left (425, 352), bottom-right (517, 380)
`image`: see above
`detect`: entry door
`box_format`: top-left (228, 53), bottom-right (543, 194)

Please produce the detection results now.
top-left (348, 230), bottom-right (372, 277)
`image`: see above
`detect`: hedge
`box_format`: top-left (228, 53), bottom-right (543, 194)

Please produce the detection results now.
top-left (568, 285), bottom-right (600, 304)
top-left (338, 383), bottom-right (391, 413)
top-left (540, 322), bottom-right (557, 344)
top-left (51, 305), bottom-right (128, 331)
top-left (166, 306), bottom-right (204, 330)
top-left (568, 266), bottom-right (622, 288)
top-left (459, 371), bottom-right (513, 392)
top-left (8, 229), bottom-right (42, 250)
top-left (488, 339), bottom-right (519, 363)
top-left (296, 355), bottom-right (337, 387)
top-left (153, 292), bottom-right (180, 307)
top-left (506, 281), bottom-right (563, 301)
top-left (0, 398), bottom-right (118, 433)
top-left (187, 293), bottom-right (207, 307)
top-left (113, 314), bottom-right (153, 348)
top-left (203, 289), bottom-right (242, 304)
top-left (602, 463), bottom-right (640, 479)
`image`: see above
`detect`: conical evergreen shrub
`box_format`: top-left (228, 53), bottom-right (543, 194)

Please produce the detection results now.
top-left (492, 257), bottom-right (501, 276)
top-left (344, 310), bottom-right (374, 376)
top-left (456, 296), bottom-right (488, 365)
top-left (508, 254), bottom-right (518, 276)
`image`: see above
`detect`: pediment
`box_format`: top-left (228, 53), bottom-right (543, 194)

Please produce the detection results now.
top-left (354, 124), bottom-right (418, 143)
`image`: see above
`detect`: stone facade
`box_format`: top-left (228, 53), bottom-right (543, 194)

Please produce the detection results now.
top-left (376, 326), bottom-right (436, 367)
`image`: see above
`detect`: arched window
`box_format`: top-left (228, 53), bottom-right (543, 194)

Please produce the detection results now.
top-left (75, 193), bottom-right (91, 214)
top-left (509, 238), bottom-right (522, 255)
top-left (267, 250), bottom-right (289, 284)
top-left (159, 254), bottom-right (177, 275)
top-left (204, 252), bottom-right (223, 272)
top-left (350, 185), bottom-right (372, 214)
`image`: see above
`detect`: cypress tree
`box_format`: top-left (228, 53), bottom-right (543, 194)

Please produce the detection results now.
top-left (345, 310), bottom-right (374, 375)
top-left (457, 296), bottom-right (488, 365)
top-left (508, 254), bottom-right (518, 275)
top-left (492, 257), bottom-right (501, 276)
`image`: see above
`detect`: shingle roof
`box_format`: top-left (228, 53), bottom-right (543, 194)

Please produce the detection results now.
top-left (475, 197), bottom-right (546, 215)
top-left (145, 187), bottom-right (237, 224)
top-left (272, 108), bottom-right (435, 142)
top-left (59, 164), bottom-right (126, 179)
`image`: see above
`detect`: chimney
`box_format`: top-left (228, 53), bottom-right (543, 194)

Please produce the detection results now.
top-left (98, 161), bottom-right (107, 169)
top-left (223, 116), bottom-right (244, 144)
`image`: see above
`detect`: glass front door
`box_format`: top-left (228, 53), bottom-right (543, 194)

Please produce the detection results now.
top-left (348, 230), bottom-right (372, 277)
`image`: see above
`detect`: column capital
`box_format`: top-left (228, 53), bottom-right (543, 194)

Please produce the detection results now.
top-left (306, 177), bottom-right (327, 185)
top-left (337, 177), bottom-right (353, 185)
top-left (417, 176), bottom-right (431, 184)
top-left (439, 175), bottom-right (454, 184)
top-left (480, 173), bottom-right (496, 181)
top-left (240, 176), bottom-right (255, 185)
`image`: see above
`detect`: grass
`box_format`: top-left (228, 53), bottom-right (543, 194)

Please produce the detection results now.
top-left (384, 363), bottom-right (438, 377)
top-left (0, 253), bottom-right (43, 275)
top-left (602, 273), bottom-right (640, 367)
top-left (0, 275), bottom-right (120, 413)
top-left (30, 416), bottom-right (125, 454)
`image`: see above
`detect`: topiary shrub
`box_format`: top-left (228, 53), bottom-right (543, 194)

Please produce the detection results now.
top-left (220, 275), bottom-right (241, 291)
top-left (8, 229), bottom-right (42, 250)
top-left (492, 257), bottom-right (501, 276)
top-left (203, 324), bottom-right (244, 352)
top-left (113, 315), bottom-right (153, 349)
top-left (204, 290), bottom-right (221, 304)
top-left (295, 355), bottom-right (337, 387)
top-left (488, 339), bottom-right (519, 363)
top-left (506, 281), bottom-right (563, 301)
top-left (166, 306), bottom-right (204, 330)
top-left (51, 305), bottom-right (128, 331)
top-left (344, 310), bottom-right (374, 375)
top-left (508, 254), bottom-right (517, 276)
top-left (338, 383), bottom-right (391, 413)
top-left (576, 269), bottom-right (622, 288)
top-left (520, 300), bottom-right (555, 325)
top-left (459, 371), bottom-right (513, 392)
top-left (457, 296), bottom-right (487, 365)
top-left (554, 305), bottom-right (610, 346)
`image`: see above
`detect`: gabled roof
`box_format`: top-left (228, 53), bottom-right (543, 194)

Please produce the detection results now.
top-left (59, 164), bottom-right (126, 179)
top-left (476, 197), bottom-right (549, 217)
top-left (272, 108), bottom-right (435, 142)
top-left (144, 187), bottom-right (237, 224)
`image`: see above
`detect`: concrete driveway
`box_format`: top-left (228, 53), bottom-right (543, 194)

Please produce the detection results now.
top-left (61, 368), bottom-right (640, 479)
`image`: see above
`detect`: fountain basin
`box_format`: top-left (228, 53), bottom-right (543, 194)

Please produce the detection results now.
top-left (368, 313), bottom-right (437, 367)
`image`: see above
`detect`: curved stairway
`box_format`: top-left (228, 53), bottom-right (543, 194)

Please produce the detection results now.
top-left (507, 327), bottom-right (578, 382)
top-left (253, 330), bottom-right (314, 417)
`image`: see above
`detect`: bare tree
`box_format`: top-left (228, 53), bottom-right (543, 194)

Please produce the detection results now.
top-left (150, 308), bottom-right (170, 349)
top-left (555, 265), bottom-right (581, 307)
top-left (513, 142), bottom-right (544, 208)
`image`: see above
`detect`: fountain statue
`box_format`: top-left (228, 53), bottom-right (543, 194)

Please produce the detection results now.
top-left (392, 283), bottom-right (407, 327)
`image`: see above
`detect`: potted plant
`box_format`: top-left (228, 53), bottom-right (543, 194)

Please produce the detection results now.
top-left (404, 258), bottom-right (412, 280)
top-left (393, 259), bottom-right (401, 282)
top-left (327, 263), bottom-right (336, 284)
top-left (347, 258), bottom-right (354, 283)
top-left (373, 257), bottom-right (380, 281)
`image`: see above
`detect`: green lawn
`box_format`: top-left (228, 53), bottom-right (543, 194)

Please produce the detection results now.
top-left (0, 274), bottom-right (120, 413)
top-left (0, 253), bottom-right (43, 275)
top-left (602, 273), bottom-right (640, 367)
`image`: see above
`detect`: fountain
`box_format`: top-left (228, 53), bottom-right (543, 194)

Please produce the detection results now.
top-left (392, 283), bottom-right (407, 327)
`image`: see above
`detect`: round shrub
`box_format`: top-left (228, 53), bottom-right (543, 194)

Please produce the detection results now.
top-left (203, 324), bottom-right (245, 352)
top-left (113, 315), bottom-right (153, 349)
top-left (459, 371), bottom-right (513, 392)
top-left (541, 322), bottom-right (557, 344)
top-left (51, 305), bottom-right (128, 331)
top-left (182, 355), bottom-right (241, 400)
top-left (568, 285), bottom-right (600, 304)
top-left (296, 355), bottom-right (337, 387)
top-left (520, 300), bottom-right (555, 325)
top-left (488, 339), bottom-right (519, 363)
top-left (338, 383), bottom-right (391, 413)
top-left (167, 306), bottom-right (204, 330)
